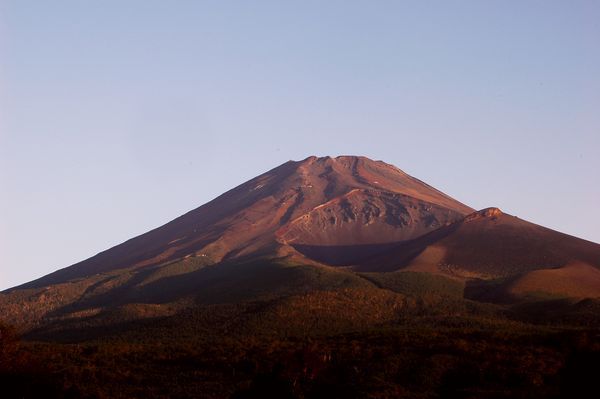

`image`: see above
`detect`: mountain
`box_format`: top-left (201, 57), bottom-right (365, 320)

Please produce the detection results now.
top-left (16, 155), bottom-right (473, 289)
top-left (1, 155), bottom-right (599, 332)
top-left (3, 155), bottom-right (600, 399)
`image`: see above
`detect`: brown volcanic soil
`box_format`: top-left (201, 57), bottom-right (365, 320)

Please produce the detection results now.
top-left (360, 208), bottom-right (600, 279)
top-left (506, 262), bottom-right (600, 298)
top-left (465, 262), bottom-right (600, 303)
top-left (17, 156), bottom-right (472, 289)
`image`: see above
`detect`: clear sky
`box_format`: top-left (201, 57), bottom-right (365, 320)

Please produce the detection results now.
top-left (1, 1), bottom-right (599, 290)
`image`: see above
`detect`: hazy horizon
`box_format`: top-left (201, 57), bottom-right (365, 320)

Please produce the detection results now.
top-left (1, 1), bottom-right (599, 290)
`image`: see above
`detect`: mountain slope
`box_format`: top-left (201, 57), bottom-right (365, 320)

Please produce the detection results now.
top-left (358, 208), bottom-right (600, 298)
top-left (16, 156), bottom-right (472, 289)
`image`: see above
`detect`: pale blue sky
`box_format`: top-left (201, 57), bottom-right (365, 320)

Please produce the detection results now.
top-left (1, 1), bottom-right (599, 290)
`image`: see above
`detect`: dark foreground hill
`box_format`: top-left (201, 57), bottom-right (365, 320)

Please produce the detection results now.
top-left (2, 156), bottom-right (600, 398)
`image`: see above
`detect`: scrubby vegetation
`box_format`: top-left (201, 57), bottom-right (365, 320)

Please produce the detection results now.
top-left (2, 316), bottom-right (599, 398)
top-left (2, 261), bottom-right (599, 398)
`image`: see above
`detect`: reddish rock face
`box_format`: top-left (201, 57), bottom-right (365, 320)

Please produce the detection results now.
top-left (22, 156), bottom-right (474, 287)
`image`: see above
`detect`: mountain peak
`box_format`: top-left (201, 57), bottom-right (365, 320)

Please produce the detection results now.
top-left (297, 154), bottom-right (383, 163)
top-left (296, 154), bottom-right (372, 164)
top-left (293, 155), bottom-right (409, 178)
top-left (479, 207), bottom-right (503, 217)
top-left (465, 207), bottom-right (504, 221)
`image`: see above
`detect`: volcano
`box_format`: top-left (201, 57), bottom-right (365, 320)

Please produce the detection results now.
top-left (2, 155), bottom-right (600, 332)
top-left (17, 155), bottom-right (473, 288)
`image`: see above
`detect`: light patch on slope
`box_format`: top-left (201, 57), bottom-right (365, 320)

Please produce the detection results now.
top-left (507, 262), bottom-right (600, 298)
top-left (404, 246), bottom-right (447, 274)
